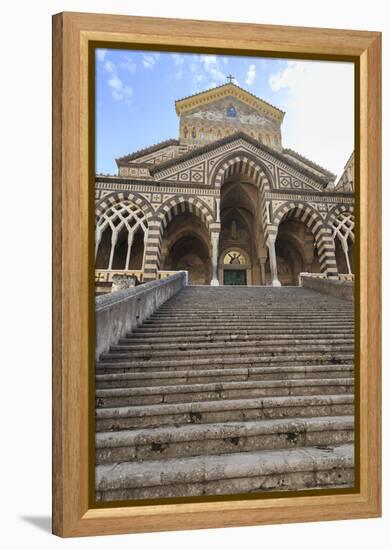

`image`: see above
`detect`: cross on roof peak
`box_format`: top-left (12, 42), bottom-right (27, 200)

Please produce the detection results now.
top-left (226, 74), bottom-right (235, 83)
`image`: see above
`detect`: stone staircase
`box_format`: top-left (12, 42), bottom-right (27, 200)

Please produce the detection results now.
top-left (95, 286), bottom-right (355, 502)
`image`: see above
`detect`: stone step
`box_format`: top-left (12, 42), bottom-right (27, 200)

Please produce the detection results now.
top-left (96, 353), bottom-right (354, 373)
top-left (125, 331), bottom-right (354, 344)
top-left (114, 337), bottom-right (354, 353)
top-left (152, 310), bottom-right (353, 316)
top-left (133, 325), bottom-right (355, 335)
top-left (96, 364), bottom-right (354, 389)
top-left (95, 394), bottom-right (354, 431)
top-left (140, 321), bottom-right (354, 330)
top-left (158, 303), bottom-right (353, 309)
top-left (145, 315), bottom-right (353, 327)
top-left (95, 443), bottom-right (354, 501)
top-left (104, 343), bottom-right (354, 361)
top-left (96, 377), bottom-right (354, 407)
top-left (96, 416), bottom-right (354, 464)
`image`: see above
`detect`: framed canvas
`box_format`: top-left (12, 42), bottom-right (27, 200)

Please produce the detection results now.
top-left (52, 12), bottom-right (381, 538)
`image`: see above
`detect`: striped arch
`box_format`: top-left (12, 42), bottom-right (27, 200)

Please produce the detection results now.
top-left (157, 196), bottom-right (214, 236)
top-left (212, 151), bottom-right (274, 191)
top-left (325, 204), bottom-right (355, 225)
top-left (139, 196), bottom-right (215, 278)
top-left (212, 151), bottom-right (274, 236)
top-left (271, 202), bottom-right (338, 278)
top-left (95, 191), bottom-right (154, 220)
top-left (95, 191), bottom-right (158, 279)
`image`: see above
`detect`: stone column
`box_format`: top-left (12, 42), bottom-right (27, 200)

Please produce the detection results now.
top-left (95, 228), bottom-right (102, 260)
top-left (260, 258), bottom-right (266, 286)
top-left (266, 236), bottom-right (281, 287)
top-left (124, 231), bottom-right (134, 271)
top-left (210, 231), bottom-right (220, 286)
top-left (342, 240), bottom-right (352, 275)
top-left (108, 231), bottom-right (118, 270)
top-left (142, 221), bottom-right (163, 282)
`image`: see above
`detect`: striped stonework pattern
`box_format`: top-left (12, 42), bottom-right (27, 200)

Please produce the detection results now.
top-left (271, 202), bottom-right (338, 278)
top-left (157, 196), bottom-right (215, 236)
top-left (142, 219), bottom-right (163, 280)
top-left (326, 204), bottom-right (355, 226)
top-left (212, 152), bottom-right (272, 235)
top-left (142, 196), bottom-right (215, 281)
top-left (95, 191), bottom-right (158, 279)
top-left (95, 191), bottom-right (154, 220)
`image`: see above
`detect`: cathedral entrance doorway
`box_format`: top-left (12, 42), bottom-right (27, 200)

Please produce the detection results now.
top-left (223, 269), bottom-right (247, 285)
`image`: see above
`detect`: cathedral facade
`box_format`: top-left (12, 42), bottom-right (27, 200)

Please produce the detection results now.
top-left (95, 82), bottom-right (355, 289)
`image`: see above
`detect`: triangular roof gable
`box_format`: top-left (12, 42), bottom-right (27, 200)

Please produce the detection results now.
top-left (151, 132), bottom-right (330, 189)
top-left (175, 83), bottom-right (285, 124)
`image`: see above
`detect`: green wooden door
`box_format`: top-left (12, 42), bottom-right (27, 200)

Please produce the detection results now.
top-left (223, 269), bottom-right (247, 285)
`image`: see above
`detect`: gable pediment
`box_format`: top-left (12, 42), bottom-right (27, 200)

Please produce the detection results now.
top-left (152, 134), bottom-right (328, 192)
top-left (183, 96), bottom-right (277, 128)
top-left (176, 83), bottom-right (284, 124)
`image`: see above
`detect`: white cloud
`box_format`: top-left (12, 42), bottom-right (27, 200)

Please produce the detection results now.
top-left (120, 56), bottom-right (136, 73)
top-left (96, 49), bottom-right (107, 62)
top-left (188, 55), bottom-right (227, 92)
top-left (172, 53), bottom-right (185, 66)
top-left (142, 53), bottom-right (160, 69)
top-left (104, 60), bottom-right (116, 74)
top-left (108, 74), bottom-right (133, 104)
top-left (200, 55), bottom-right (226, 83)
top-left (102, 59), bottom-right (133, 104)
top-left (171, 54), bottom-right (185, 79)
top-left (245, 64), bottom-right (256, 86)
top-left (268, 60), bottom-right (354, 179)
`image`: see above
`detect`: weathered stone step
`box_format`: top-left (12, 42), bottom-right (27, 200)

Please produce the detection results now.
top-left (114, 337), bottom-right (354, 353)
top-left (95, 443), bottom-right (354, 501)
top-left (126, 331), bottom-right (354, 345)
top-left (96, 416), bottom-right (354, 464)
top-left (96, 353), bottom-right (354, 373)
top-left (95, 394), bottom-right (354, 431)
top-left (133, 325), bottom-right (355, 335)
top-left (141, 321), bottom-right (354, 330)
top-left (146, 311), bottom-right (354, 324)
top-left (96, 364), bottom-right (354, 389)
top-left (104, 343), bottom-right (354, 361)
top-left (158, 303), bottom-right (353, 310)
top-left (96, 377), bottom-right (354, 407)
top-left (151, 308), bottom-right (353, 320)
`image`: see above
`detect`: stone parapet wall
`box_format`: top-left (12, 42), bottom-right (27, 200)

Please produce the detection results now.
top-left (300, 273), bottom-right (354, 302)
top-left (95, 271), bottom-right (188, 360)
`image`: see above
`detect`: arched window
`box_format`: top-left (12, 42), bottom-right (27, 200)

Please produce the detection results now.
top-left (332, 212), bottom-right (355, 274)
top-left (95, 201), bottom-right (148, 271)
top-left (191, 128), bottom-right (196, 139)
top-left (183, 126), bottom-right (188, 138)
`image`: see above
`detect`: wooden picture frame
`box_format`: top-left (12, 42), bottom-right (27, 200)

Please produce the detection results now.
top-left (52, 11), bottom-right (381, 537)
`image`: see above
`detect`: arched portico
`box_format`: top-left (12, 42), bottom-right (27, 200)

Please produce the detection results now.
top-left (271, 202), bottom-right (338, 281)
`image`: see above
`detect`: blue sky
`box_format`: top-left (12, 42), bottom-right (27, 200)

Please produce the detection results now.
top-left (96, 49), bottom-right (354, 180)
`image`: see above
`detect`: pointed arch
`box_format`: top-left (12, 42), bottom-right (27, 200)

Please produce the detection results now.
top-left (212, 150), bottom-right (274, 191)
top-left (95, 199), bottom-right (149, 271)
top-left (157, 196), bottom-right (214, 236)
top-left (271, 202), bottom-right (338, 278)
top-left (328, 207), bottom-right (355, 275)
top-left (212, 150), bottom-right (275, 237)
top-left (95, 191), bottom-right (154, 220)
